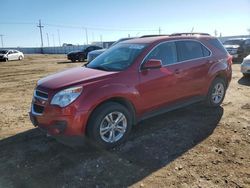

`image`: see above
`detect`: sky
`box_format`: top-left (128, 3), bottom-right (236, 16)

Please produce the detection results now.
top-left (0, 0), bottom-right (250, 47)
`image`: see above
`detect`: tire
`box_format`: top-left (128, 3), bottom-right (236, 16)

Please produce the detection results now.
top-left (206, 77), bottom-right (226, 107)
top-left (4, 58), bottom-right (8, 62)
top-left (87, 102), bottom-right (132, 149)
top-left (18, 56), bottom-right (23, 61)
top-left (243, 73), bottom-right (250, 77)
top-left (71, 59), bottom-right (76, 62)
top-left (78, 55), bottom-right (85, 62)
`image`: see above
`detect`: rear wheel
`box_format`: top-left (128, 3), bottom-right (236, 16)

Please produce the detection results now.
top-left (78, 55), bottom-right (85, 62)
top-left (87, 102), bottom-right (132, 149)
top-left (18, 56), bottom-right (23, 61)
top-left (206, 78), bottom-right (226, 107)
top-left (71, 58), bottom-right (76, 62)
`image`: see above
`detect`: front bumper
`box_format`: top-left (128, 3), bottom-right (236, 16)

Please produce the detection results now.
top-left (241, 64), bottom-right (250, 74)
top-left (29, 105), bottom-right (89, 137)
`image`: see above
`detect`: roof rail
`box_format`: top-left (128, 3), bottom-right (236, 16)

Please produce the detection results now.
top-left (170, 33), bottom-right (210, 36)
top-left (140, 34), bottom-right (169, 38)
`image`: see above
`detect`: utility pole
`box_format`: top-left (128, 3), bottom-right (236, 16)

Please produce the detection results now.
top-left (46, 33), bottom-right (50, 47)
top-left (37, 20), bottom-right (44, 48)
top-left (85, 28), bottom-right (89, 44)
top-left (191, 27), bottom-right (194, 33)
top-left (92, 32), bottom-right (95, 43)
top-left (0, 34), bottom-right (4, 47)
top-left (57, 29), bottom-right (61, 46)
top-left (158, 27), bottom-right (161, 35)
top-left (52, 34), bottom-right (55, 46)
top-left (214, 29), bottom-right (218, 37)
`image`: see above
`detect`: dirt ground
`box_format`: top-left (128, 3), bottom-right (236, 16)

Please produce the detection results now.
top-left (0, 55), bottom-right (249, 188)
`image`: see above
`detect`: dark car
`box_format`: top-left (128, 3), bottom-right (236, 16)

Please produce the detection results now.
top-left (87, 36), bottom-right (167, 63)
top-left (223, 38), bottom-right (250, 61)
top-left (67, 45), bottom-right (102, 62)
top-left (30, 33), bottom-right (232, 148)
top-left (87, 37), bottom-right (136, 63)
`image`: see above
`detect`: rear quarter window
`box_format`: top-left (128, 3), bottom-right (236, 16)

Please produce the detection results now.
top-left (208, 38), bottom-right (228, 54)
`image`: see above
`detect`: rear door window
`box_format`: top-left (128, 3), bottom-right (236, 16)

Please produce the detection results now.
top-left (176, 41), bottom-right (204, 61)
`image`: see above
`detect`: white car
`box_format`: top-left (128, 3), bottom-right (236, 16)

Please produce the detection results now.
top-left (241, 54), bottom-right (250, 77)
top-left (0, 50), bottom-right (24, 61)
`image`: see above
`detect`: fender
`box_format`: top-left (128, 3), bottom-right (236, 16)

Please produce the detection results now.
top-left (78, 82), bottom-right (140, 113)
top-left (206, 58), bottom-right (229, 92)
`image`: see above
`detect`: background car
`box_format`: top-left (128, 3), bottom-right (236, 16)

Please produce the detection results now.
top-left (87, 37), bottom-right (135, 63)
top-left (67, 45), bottom-right (102, 62)
top-left (0, 50), bottom-right (24, 61)
top-left (241, 54), bottom-right (250, 77)
top-left (223, 38), bottom-right (250, 61)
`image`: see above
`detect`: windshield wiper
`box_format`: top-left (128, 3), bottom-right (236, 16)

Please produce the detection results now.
top-left (90, 65), bottom-right (111, 71)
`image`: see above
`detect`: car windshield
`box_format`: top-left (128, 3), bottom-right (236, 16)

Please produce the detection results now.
top-left (86, 43), bottom-right (147, 71)
top-left (223, 40), bottom-right (244, 45)
top-left (0, 50), bottom-right (8, 54)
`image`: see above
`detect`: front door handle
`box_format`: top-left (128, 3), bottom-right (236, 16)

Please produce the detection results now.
top-left (174, 69), bottom-right (181, 74)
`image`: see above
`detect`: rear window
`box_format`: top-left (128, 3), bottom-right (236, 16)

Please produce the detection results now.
top-left (209, 38), bottom-right (228, 54)
top-left (176, 41), bottom-right (206, 61)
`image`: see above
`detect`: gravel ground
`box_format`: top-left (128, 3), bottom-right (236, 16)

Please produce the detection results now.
top-left (0, 55), bottom-right (249, 188)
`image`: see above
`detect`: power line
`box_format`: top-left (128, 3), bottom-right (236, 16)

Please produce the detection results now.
top-left (0, 21), bottom-right (159, 32)
top-left (37, 19), bottom-right (44, 48)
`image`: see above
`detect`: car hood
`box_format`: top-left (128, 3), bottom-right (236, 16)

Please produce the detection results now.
top-left (224, 44), bottom-right (240, 49)
top-left (244, 54), bottom-right (250, 60)
top-left (37, 67), bottom-right (117, 90)
top-left (68, 50), bottom-right (81, 54)
top-left (89, 49), bottom-right (106, 55)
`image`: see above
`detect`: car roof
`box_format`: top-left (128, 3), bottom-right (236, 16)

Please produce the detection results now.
top-left (121, 35), bottom-right (213, 44)
top-left (225, 38), bottom-right (250, 41)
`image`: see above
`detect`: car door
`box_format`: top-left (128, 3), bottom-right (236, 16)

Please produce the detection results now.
top-left (85, 47), bottom-right (94, 56)
top-left (244, 39), bottom-right (250, 55)
top-left (13, 50), bottom-right (19, 60)
top-left (138, 41), bottom-right (181, 113)
top-left (175, 40), bottom-right (211, 98)
top-left (7, 50), bottom-right (14, 60)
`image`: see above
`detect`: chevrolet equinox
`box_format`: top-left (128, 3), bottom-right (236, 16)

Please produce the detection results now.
top-left (30, 33), bottom-right (232, 148)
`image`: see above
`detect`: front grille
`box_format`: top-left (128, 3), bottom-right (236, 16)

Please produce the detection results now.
top-left (35, 90), bottom-right (48, 99)
top-left (33, 104), bottom-right (44, 114)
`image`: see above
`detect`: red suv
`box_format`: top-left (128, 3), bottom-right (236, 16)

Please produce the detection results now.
top-left (30, 33), bottom-right (232, 148)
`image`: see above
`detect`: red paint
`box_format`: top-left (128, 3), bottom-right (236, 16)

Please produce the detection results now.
top-left (30, 36), bottom-right (232, 136)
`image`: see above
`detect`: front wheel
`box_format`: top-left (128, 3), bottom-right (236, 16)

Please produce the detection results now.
top-left (87, 102), bottom-right (132, 149)
top-left (206, 78), bottom-right (226, 107)
top-left (243, 73), bottom-right (250, 77)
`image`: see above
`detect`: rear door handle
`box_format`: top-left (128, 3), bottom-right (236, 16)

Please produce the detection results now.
top-left (174, 69), bottom-right (181, 74)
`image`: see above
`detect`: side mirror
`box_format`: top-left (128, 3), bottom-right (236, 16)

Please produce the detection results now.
top-left (142, 59), bottom-right (162, 70)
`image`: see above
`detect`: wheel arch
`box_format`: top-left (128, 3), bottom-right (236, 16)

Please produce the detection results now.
top-left (84, 97), bottom-right (137, 134)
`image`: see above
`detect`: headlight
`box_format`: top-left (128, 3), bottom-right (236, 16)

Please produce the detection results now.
top-left (51, 86), bottom-right (82, 107)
